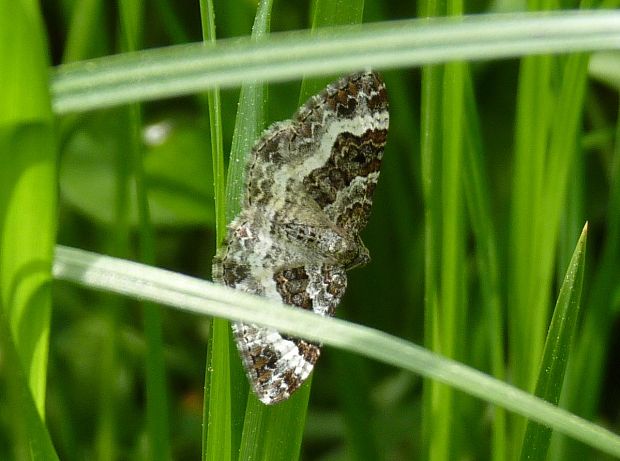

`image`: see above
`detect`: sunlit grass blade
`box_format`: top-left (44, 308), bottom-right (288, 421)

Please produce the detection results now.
top-left (519, 223), bottom-right (587, 460)
top-left (50, 11), bottom-right (620, 114)
top-left (0, 311), bottom-right (59, 460)
top-left (0, 0), bottom-right (56, 418)
top-left (589, 51), bottom-right (620, 90)
top-left (0, 1), bottom-right (58, 458)
top-left (52, 245), bottom-right (620, 458)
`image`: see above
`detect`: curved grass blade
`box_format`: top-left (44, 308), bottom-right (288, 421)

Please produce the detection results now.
top-left (0, 312), bottom-right (60, 460)
top-left (52, 245), bottom-right (620, 458)
top-left (50, 11), bottom-right (620, 114)
top-left (0, 0), bottom-right (56, 418)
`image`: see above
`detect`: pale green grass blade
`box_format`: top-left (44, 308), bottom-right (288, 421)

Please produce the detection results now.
top-left (51, 12), bottom-right (620, 114)
top-left (52, 245), bottom-right (620, 458)
top-left (589, 51), bottom-right (620, 90)
top-left (0, 0), bottom-right (56, 418)
top-left (519, 224), bottom-right (587, 461)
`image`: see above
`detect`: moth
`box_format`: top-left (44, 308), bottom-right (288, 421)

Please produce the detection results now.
top-left (212, 71), bottom-right (389, 404)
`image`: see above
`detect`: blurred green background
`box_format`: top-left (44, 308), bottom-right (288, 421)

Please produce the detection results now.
top-left (1, 0), bottom-right (619, 460)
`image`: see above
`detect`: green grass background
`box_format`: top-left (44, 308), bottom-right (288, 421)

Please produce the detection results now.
top-left (1, 0), bottom-right (620, 460)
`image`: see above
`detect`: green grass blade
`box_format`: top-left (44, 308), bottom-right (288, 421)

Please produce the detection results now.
top-left (0, 0), bottom-right (56, 417)
top-left (206, 2), bottom-right (273, 460)
top-left (519, 223), bottom-right (587, 461)
top-left (509, 51), bottom-right (552, 394)
top-left (553, 98), bottom-right (620, 460)
top-left (0, 1), bottom-right (58, 457)
top-left (199, 0), bottom-right (235, 460)
top-left (419, 10), bottom-right (444, 458)
top-left (236, 2), bottom-right (366, 460)
top-left (510, 24), bottom-right (592, 452)
top-left (589, 51), bottom-right (620, 90)
top-left (118, 2), bottom-right (172, 460)
top-left (50, 12), bottom-right (620, 114)
top-left (203, 318), bottom-right (233, 461)
top-left (200, 0), bottom-right (226, 244)
top-left (297, 0), bottom-right (364, 98)
top-left (0, 311), bottom-right (59, 460)
top-left (462, 73), bottom-right (507, 461)
top-left (238, 395), bottom-right (308, 461)
top-left (419, 0), bottom-right (468, 456)
top-left (223, 0), bottom-right (271, 222)
top-left (62, 0), bottom-right (106, 63)
top-left (52, 245), bottom-right (620, 458)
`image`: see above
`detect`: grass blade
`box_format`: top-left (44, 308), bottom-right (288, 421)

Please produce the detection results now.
top-left (118, 2), bottom-right (173, 459)
top-left (236, 2), bottom-right (366, 460)
top-left (519, 223), bottom-right (588, 460)
top-left (0, 311), bottom-right (60, 460)
top-left (0, 0), bottom-right (56, 416)
top-left (462, 73), bottom-right (507, 461)
top-left (52, 245), bottom-right (620, 458)
top-left (50, 12), bottom-right (620, 114)
top-left (207, 2), bottom-right (273, 460)
top-left (552, 97), bottom-right (620, 460)
top-left (200, 1), bottom-right (234, 460)
top-left (0, 1), bottom-right (58, 457)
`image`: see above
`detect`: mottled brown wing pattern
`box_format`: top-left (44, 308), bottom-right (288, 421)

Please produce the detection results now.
top-left (212, 71), bottom-right (388, 405)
